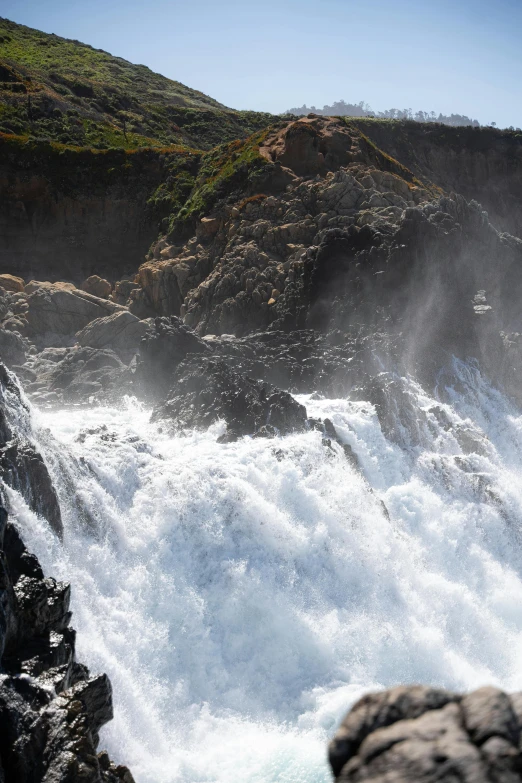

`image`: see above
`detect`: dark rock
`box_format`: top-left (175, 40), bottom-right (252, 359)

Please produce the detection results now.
top-left (137, 316), bottom-right (212, 398)
top-left (0, 490), bottom-right (125, 782)
top-left (0, 329), bottom-right (27, 369)
top-left (0, 365), bottom-right (62, 536)
top-left (152, 355), bottom-right (308, 440)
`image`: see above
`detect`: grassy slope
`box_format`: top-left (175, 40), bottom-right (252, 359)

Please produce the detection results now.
top-left (0, 17), bottom-right (277, 150)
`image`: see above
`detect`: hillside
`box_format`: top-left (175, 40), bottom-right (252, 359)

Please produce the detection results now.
top-left (0, 17), bottom-right (276, 149)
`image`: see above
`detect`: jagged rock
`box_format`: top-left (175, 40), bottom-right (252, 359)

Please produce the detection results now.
top-left (76, 311), bottom-right (152, 360)
top-left (0, 275), bottom-right (24, 293)
top-left (0, 370), bottom-right (129, 781)
top-left (81, 275), bottom-right (112, 300)
top-left (329, 685), bottom-right (522, 782)
top-left (49, 348), bottom-right (126, 405)
top-left (111, 279), bottom-right (139, 306)
top-left (151, 354), bottom-right (308, 440)
top-left (0, 365), bottom-right (62, 536)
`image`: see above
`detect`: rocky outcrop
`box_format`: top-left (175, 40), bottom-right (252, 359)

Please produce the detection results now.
top-left (0, 364), bottom-right (62, 536)
top-left (329, 685), bottom-right (522, 782)
top-left (136, 316), bottom-right (212, 398)
top-left (151, 354), bottom-right (308, 441)
top-left (351, 119), bottom-right (522, 239)
top-left (128, 117), bottom-right (522, 405)
top-left (0, 498), bottom-right (133, 783)
top-left (76, 311), bottom-right (151, 360)
top-left (0, 364), bottom-right (131, 781)
top-left (25, 286), bottom-right (125, 340)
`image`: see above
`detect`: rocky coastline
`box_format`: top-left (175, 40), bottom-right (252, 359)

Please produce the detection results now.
top-left (2, 113), bottom-right (522, 780)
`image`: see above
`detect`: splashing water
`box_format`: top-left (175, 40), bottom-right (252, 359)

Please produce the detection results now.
top-left (7, 359), bottom-right (522, 783)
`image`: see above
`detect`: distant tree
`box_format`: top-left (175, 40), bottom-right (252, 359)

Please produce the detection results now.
top-left (285, 99), bottom-right (485, 128)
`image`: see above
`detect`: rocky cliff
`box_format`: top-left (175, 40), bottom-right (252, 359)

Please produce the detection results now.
top-left (351, 119), bottom-right (522, 238)
top-left (3, 112), bottom-right (522, 782)
top-left (0, 364), bottom-right (132, 783)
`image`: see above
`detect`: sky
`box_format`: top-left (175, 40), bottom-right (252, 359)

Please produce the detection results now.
top-left (3, 0), bottom-right (522, 128)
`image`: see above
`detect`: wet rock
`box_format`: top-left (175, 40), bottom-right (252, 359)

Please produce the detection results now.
top-left (152, 354), bottom-right (308, 440)
top-left (329, 685), bottom-right (522, 783)
top-left (0, 329), bottom-right (27, 369)
top-left (48, 348), bottom-right (127, 405)
top-left (137, 316), bottom-right (212, 398)
top-left (0, 364), bottom-right (62, 536)
top-left (0, 490), bottom-right (124, 782)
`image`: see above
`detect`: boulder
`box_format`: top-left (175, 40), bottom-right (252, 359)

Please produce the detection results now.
top-left (329, 685), bottom-right (522, 783)
top-left (0, 496), bottom-right (130, 783)
top-left (0, 328), bottom-right (27, 368)
top-left (25, 286), bottom-right (125, 338)
top-left (0, 274), bottom-right (24, 293)
top-left (196, 217), bottom-right (220, 242)
top-left (76, 311), bottom-right (151, 359)
top-left (81, 275), bottom-right (112, 299)
top-left (151, 354), bottom-right (308, 440)
top-left (137, 316), bottom-right (212, 397)
top-left (49, 347), bottom-right (126, 404)
top-left (111, 278), bottom-right (139, 305)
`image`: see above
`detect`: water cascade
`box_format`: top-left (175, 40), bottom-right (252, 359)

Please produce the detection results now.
top-left (4, 359), bottom-right (522, 782)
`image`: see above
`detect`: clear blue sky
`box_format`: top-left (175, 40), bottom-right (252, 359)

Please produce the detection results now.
top-left (4, 0), bottom-right (522, 128)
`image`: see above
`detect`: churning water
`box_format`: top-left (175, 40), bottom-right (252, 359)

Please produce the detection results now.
top-left (6, 359), bottom-right (522, 783)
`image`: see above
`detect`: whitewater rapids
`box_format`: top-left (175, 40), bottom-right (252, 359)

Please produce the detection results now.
top-left (7, 359), bottom-right (522, 783)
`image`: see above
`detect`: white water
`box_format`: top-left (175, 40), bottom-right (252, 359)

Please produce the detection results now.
top-left (7, 359), bottom-right (522, 783)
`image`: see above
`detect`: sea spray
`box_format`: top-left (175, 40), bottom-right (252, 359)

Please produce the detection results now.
top-left (7, 361), bottom-right (522, 783)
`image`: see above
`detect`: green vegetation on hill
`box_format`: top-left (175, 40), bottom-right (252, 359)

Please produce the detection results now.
top-left (0, 17), bottom-right (277, 150)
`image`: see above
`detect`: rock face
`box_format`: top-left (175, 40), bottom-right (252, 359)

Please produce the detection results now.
top-left (329, 685), bottom-right (522, 782)
top-left (0, 498), bottom-right (133, 783)
top-left (0, 143), bottom-right (178, 284)
top-left (0, 365), bottom-right (132, 782)
top-left (76, 311), bottom-right (151, 360)
top-left (0, 364), bottom-right (62, 536)
top-left (137, 316), bottom-right (212, 398)
top-left (351, 119), bottom-right (522, 239)
top-left (151, 354), bottom-right (308, 441)
top-left (25, 286), bottom-right (125, 340)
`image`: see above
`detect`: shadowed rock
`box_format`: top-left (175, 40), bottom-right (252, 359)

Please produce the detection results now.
top-left (152, 354), bottom-right (308, 441)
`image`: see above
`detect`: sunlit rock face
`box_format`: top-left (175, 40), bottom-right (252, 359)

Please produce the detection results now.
top-left (330, 685), bottom-right (522, 783)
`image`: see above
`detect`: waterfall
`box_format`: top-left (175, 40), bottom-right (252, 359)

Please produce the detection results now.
top-left (5, 358), bottom-right (522, 783)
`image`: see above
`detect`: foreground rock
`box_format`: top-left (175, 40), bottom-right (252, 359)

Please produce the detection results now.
top-left (137, 316), bottom-right (212, 398)
top-left (0, 363), bottom-right (133, 781)
top-left (152, 354), bottom-right (308, 441)
top-left (0, 496), bottom-right (133, 782)
top-left (329, 685), bottom-right (522, 782)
